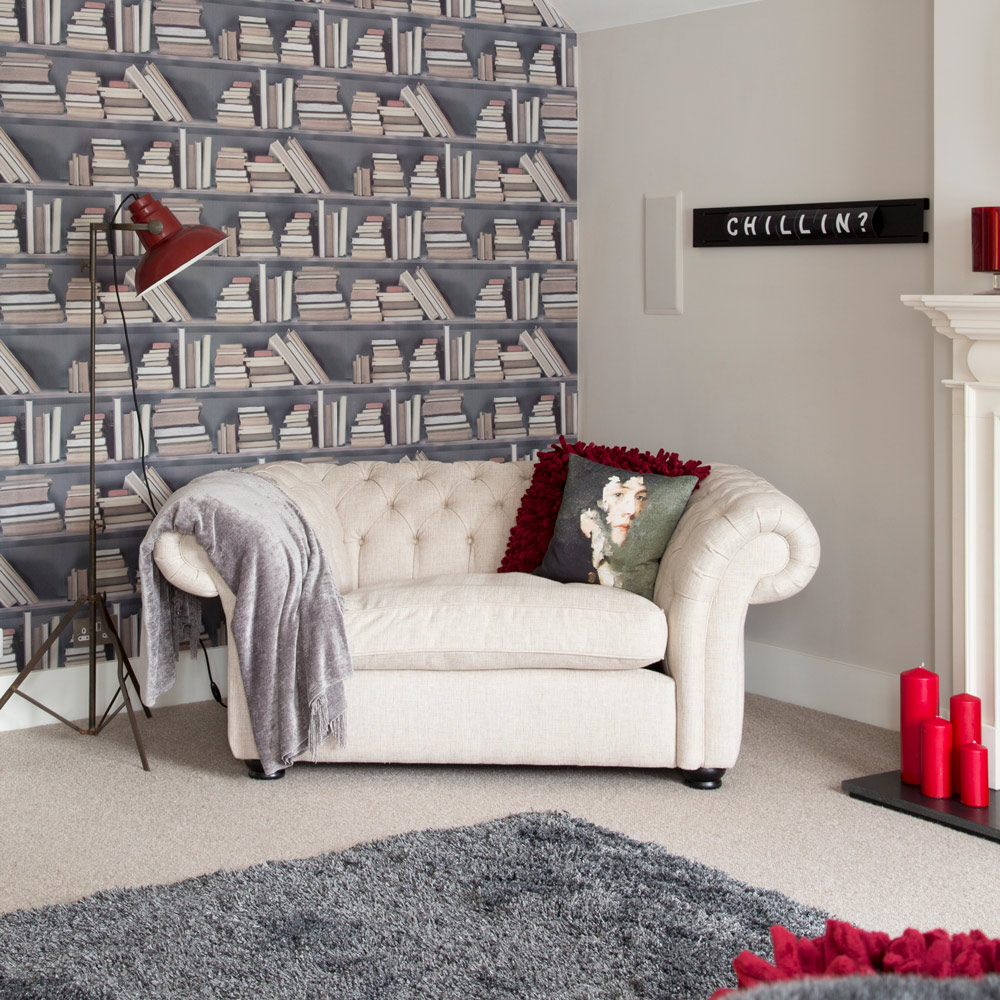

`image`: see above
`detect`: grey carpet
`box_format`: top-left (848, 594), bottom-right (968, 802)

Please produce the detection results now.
top-left (0, 810), bottom-right (828, 1000)
top-left (749, 975), bottom-right (1000, 999)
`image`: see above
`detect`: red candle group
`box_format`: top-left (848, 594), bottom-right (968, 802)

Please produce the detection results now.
top-left (900, 666), bottom-right (938, 785)
top-left (960, 743), bottom-right (990, 808)
top-left (950, 693), bottom-right (982, 791)
top-left (920, 716), bottom-right (953, 798)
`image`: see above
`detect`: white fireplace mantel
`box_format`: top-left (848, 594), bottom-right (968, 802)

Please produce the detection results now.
top-left (903, 294), bottom-right (1000, 787)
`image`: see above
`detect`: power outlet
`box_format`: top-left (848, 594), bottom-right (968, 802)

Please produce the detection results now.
top-left (72, 617), bottom-right (115, 646)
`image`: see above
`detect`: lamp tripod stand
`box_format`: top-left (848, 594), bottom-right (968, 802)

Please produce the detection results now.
top-left (0, 220), bottom-right (157, 769)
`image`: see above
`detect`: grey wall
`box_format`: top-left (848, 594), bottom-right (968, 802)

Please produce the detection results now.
top-left (578, 0), bottom-right (935, 676)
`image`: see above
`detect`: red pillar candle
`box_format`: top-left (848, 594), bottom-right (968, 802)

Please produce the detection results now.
top-left (960, 743), bottom-right (990, 808)
top-left (900, 666), bottom-right (939, 784)
top-left (950, 693), bottom-right (982, 791)
top-left (920, 716), bottom-right (953, 798)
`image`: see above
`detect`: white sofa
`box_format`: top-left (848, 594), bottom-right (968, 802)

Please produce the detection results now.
top-left (152, 458), bottom-right (820, 787)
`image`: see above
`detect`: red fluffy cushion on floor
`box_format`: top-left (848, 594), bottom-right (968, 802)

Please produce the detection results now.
top-left (710, 920), bottom-right (1000, 998)
top-left (498, 437), bottom-right (711, 575)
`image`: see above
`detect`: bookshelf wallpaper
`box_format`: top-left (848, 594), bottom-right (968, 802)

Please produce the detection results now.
top-left (0, 0), bottom-right (579, 674)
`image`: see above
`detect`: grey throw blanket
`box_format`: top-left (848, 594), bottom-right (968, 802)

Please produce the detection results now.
top-left (138, 468), bottom-right (352, 776)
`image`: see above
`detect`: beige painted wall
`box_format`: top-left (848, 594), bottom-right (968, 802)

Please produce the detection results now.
top-left (578, 0), bottom-right (935, 674)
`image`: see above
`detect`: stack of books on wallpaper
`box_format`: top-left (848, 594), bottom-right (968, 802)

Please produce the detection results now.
top-left (65, 412), bottom-right (110, 462)
top-left (269, 329), bottom-right (328, 384)
top-left (114, 0), bottom-right (152, 54)
top-left (245, 349), bottom-right (294, 388)
top-left (495, 40), bottom-right (527, 82)
top-left (215, 146), bottom-right (250, 192)
top-left (135, 342), bottom-right (174, 390)
top-left (473, 161), bottom-right (503, 202)
top-left (98, 489), bottom-right (153, 528)
top-left (246, 155), bottom-right (295, 194)
top-left (293, 267), bottom-right (349, 322)
top-left (411, 0), bottom-right (443, 11)
top-left (151, 398), bottom-right (211, 455)
top-left (67, 548), bottom-right (134, 600)
top-left (0, 553), bottom-right (38, 607)
top-left (0, 54), bottom-right (64, 115)
top-left (528, 44), bottom-right (557, 85)
top-left (380, 98), bottom-right (425, 137)
top-left (263, 268), bottom-right (293, 322)
top-left (349, 402), bottom-right (386, 447)
top-left (111, 404), bottom-right (153, 459)
top-left (516, 152), bottom-right (569, 202)
top-left (315, 392), bottom-right (347, 448)
top-left (400, 84), bottom-right (455, 137)
top-left (491, 218), bottom-right (526, 259)
top-left (0, 477), bottom-right (63, 535)
top-left (499, 342), bottom-right (541, 380)
top-left (294, 76), bottom-right (349, 132)
top-left (408, 339), bottom-right (441, 381)
top-left (99, 284), bottom-right (154, 324)
top-left (237, 15), bottom-right (277, 61)
top-left (372, 152), bottom-right (408, 196)
top-left (0, 128), bottom-right (40, 184)
top-left (270, 141), bottom-right (329, 196)
top-left (475, 100), bottom-right (508, 143)
top-left (233, 406), bottom-right (277, 452)
top-left (216, 276), bottom-right (255, 323)
top-left (371, 339), bottom-right (406, 382)
top-left (317, 13), bottom-right (349, 69)
top-left (237, 211), bottom-right (277, 256)
top-left (152, 0), bottom-right (212, 56)
top-left (64, 277), bottom-right (100, 325)
top-left (473, 338), bottom-right (502, 380)
top-left (540, 269), bottom-right (576, 318)
top-left (379, 285), bottom-right (424, 323)
top-left (64, 483), bottom-right (100, 532)
top-left (66, 208), bottom-right (106, 257)
top-left (485, 395), bottom-right (525, 438)
top-left (350, 91), bottom-right (383, 136)
top-left (351, 216), bottom-right (388, 261)
top-left (213, 343), bottom-right (249, 388)
top-left (475, 0), bottom-right (504, 22)
top-left (87, 138), bottom-right (134, 186)
top-left (319, 205), bottom-right (348, 258)
top-left (64, 70), bottom-right (103, 118)
top-left (99, 76), bottom-right (155, 121)
top-left (0, 265), bottom-right (64, 324)
top-left (540, 93), bottom-right (577, 145)
top-left (511, 269), bottom-right (539, 320)
top-left (423, 24), bottom-right (473, 78)
top-left (280, 21), bottom-right (314, 66)
top-left (0, 0), bottom-right (18, 43)
top-left (125, 268), bottom-right (190, 322)
top-left (216, 81), bottom-right (255, 128)
top-left (0, 343), bottom-right (39, 395)
top-left (519, 325), bottom-right (570, 376)
top-left (501, 166), bottom-right (541, 202)
top-left (527, 394), bottom-right (556, 436)
top-left (398, 267), bottom-right (454, 319)
top-left (391, 390), bottom-right (421, 445)
top-left (123, 63), bottom-right (191, 121)
top-left (528, 218), bottom-right (557, 260)
top-left (474, 278), bottom-right (508, 322)
top-left (279, 214), bottom-right (314, 257)
top-left (0, 417), bottom-right (18, 467)
top-left (349, 279), bottom-right (382, 323)
top-left (352, 27), bottom-right (388, 73)
top-left (177, 331), bottom-right (210, 389)
top-left (394, 24), bottom-right (424, 75)
top-left (132, 141), bottom-right (172, 188)
top-left (67, 3), bottom-right (110, 51)
top-left (0, 205), bottom-right (18, 255)
top-left (90, 343), bottom-right (132, 390)
top-left (125, 466), bottom-right (172, 513)
top-left (263, 77), bottom-right (293, 129)
top-left (422, 389), bottom-right (472, 442)
top-left (502, 0), bottom-right (545, 25)
top-left (278, 404), bottom-right (312, 450)
top-left (0, 630), bottom-right (15, 673)
top-left (181, 137), bottom-right (212, 189)
top-left (23, 402), bottom-right (62, 464)
top-left (410, 155), bottom-right (442, 198)
top-left (421, 208), bottom-right (471, 260)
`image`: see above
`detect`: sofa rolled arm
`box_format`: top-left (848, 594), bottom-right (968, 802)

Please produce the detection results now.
top-left (153, 532), bottom-right (221, 599)
top-left (653, 463), bottom-right (820, 771)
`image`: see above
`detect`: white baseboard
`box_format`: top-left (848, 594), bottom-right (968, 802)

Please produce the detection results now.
top-left (745, 640), bottom-right (899, 731)
top-left (0, 645), bottom-right (229, 732)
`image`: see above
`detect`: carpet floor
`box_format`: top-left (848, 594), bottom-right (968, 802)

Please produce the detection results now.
top-left (0, 811), bottom-right (829, 1000)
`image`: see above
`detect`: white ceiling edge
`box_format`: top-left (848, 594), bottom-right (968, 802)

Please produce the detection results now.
top-left (554, 0), bottom-right (759, 33)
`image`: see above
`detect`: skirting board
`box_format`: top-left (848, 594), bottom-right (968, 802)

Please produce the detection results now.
top-left (0, 645), bottom-right (229, 732)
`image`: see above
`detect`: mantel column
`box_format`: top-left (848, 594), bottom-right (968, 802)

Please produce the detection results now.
top-left (903, 294), bottom-right (1000, 787)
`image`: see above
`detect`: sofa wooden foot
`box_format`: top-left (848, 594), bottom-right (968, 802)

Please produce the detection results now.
top-left (246, 759), bottom-right (285, 780)
top-left (680, 767), bottom-right (726, 789)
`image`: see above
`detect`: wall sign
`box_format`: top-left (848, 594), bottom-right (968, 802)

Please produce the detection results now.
top-left (692, 198), bottom-right (929, 247)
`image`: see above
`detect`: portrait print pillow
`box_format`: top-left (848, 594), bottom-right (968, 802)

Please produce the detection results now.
top-left (535, 454), bottom-right (698, 600)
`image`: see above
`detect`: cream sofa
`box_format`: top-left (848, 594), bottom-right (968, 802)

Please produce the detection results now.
top-left (152, 458), bottom-right (820, 787)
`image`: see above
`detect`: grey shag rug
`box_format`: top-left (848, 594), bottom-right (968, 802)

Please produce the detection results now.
top-left (0, 810), bottom-right (848, 1000)
top-left (749, 976), bottom-right (1000, 999)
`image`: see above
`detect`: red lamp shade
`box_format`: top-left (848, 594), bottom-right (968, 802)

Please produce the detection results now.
top-left (129, 193), bottom-right (226, 296)
top-left (972, 207), bottom-right (1000, 272)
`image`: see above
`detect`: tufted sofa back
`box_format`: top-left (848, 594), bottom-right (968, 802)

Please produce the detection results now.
top-left (252, 460), bottom-right (534, 593)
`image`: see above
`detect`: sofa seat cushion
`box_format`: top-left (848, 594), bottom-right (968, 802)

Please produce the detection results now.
top-left (342, 572), bottom-right (667, 671)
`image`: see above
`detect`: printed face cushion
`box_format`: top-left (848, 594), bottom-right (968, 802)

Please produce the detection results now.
top-left (498, 438), bottom-right (710, 575)
top-left (534, 454), bottom-right (698, 600)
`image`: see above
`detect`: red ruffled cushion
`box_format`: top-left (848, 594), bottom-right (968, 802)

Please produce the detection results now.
top-left (708, 920), bottom-right (1000, 999)
top-left (498, 437), bottom-right (711, 574)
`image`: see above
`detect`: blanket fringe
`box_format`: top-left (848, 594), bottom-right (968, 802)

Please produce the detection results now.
top-left (308, 695), bottom-right (346, 762)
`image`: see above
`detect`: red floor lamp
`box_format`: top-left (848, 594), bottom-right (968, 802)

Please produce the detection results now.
top-left (0, 194), bottom-right (226, 770)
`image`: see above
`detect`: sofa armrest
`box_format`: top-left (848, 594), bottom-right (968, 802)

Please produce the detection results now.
top-left (653, 464), bottom-right (820, 771)
top-left (153, 531), bottom-right (221, 598)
